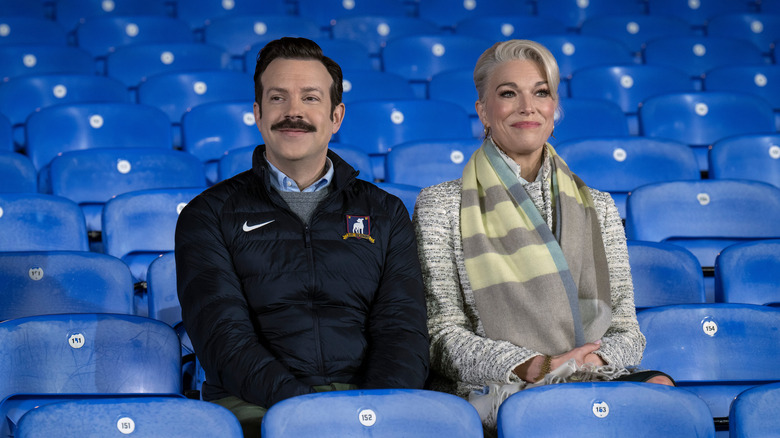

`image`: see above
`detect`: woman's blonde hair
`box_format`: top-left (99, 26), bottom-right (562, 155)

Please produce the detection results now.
top-left (473, 39), bottom-right (561, 105)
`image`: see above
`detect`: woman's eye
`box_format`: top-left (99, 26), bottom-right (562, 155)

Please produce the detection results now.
top-left (500, 90), bottom-right (516, 98)
top-left (536, 89), bottom-right (550, 97)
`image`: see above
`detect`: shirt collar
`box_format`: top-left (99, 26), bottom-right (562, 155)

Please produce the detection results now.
top-left (265, 153), bottom-right (334, 192)
top-left (493, 143), bottom-right (548, 184)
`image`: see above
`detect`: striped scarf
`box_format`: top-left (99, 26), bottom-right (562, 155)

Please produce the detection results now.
top-left (460, 139), bottom-right (611, 356)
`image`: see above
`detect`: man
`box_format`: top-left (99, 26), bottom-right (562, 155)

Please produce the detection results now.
top-left (175, 37), bottom-right (429, 436)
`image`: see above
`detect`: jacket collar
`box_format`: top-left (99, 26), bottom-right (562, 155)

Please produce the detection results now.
top-left (251, 144), bottom-right (359, 192)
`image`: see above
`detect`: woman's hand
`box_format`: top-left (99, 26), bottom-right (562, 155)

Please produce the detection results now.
top-left (513, 340), bottom-right (605, 382)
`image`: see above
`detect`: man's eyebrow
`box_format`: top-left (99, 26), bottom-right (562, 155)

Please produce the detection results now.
top-left (265, 86), bottom-right (324, 95)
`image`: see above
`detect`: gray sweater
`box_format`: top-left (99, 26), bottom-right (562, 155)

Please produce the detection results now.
top-left (412, 174), bottom-right (645, 398)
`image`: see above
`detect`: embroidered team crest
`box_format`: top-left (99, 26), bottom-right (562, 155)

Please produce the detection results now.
top-left (343, 215), bottom-right (375, 243)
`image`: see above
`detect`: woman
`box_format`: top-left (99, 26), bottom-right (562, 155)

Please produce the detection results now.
top-left (413, 39), bottom-right (672, 430)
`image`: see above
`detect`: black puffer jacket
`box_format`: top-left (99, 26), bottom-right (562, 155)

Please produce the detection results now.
top-left (175, 145), bottom-right (429, 408)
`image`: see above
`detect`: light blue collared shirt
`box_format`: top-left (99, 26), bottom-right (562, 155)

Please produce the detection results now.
top-left (265, 154), bottom-right (334, 192)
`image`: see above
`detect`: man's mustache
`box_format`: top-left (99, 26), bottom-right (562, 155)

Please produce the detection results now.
top-left (271, 119), bottom-right (317, 132)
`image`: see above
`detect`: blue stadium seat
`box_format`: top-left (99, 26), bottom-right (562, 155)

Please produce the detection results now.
top-left (105, 42), bottom-right (232, 88)
top-left (385, 138), bottom-right (480, 188)
top-left (337, 99), bottom-right (472, 180)
top-left (533, 34), bottom-right (636, 82)
top-left (181, 100), bottom-right (261, 185)
top-left (627, 240), bottom-right (706, 309)
top-left (0, 313), bottom-right (182, 438)
top-left (102, 187), bottom-right (206, 284)
top-left (329, 143), bottom-right (374, 182)
top-left (580, 14), bottom-right (691, 57)
top-left (0, 152), bottom-right (36, 193)
top-left (137, 70), bottom-right (253, 124)
top-left (26, 102), bottom-right (172, 171)
top-left (417, 0), bottom-right (533, 30)
top-left (75, 15), bottom-right (194, 60)
top-left (15, 397), bottom-right (243, 438)
top-left (175, 0), bottom-right (289, 31)
top-left (49, 148), bottom-right (206, 233)
top-left (428, 69), bottom-right (481, 137)
top-left (312, 38), bottom-right (374, 71)
top-left (637, 303), bottom-right (780, 421)
top-left (708, 134), bottom-right (780, 188)
top-left (0, 73), bottom-right (129, 147)
top-left (216, 145), bottom-right (255, 182)
top-left (707, 13), bottom-right (780, 57)
top-left (569, 64), bottom-right (694, 135)
top-left (0, 17), bottom-right (67, 46)
top-left (331, 16), bottom-right (440, 57)
top-left (55, 0), bottom-right (171, 33)
top-left (638, 91), bottom-right (776, 170)
top-left (296, 0), bottom-right (409, 31)
top-left (146, 252), bottom-right (181, 329)
top-left (714, 239), bottom-right (780, 305)
top-left (497, 382), bottom-right (715, 438)
top-left (646, 0), bottom-right (754, 29)
top-left (761, 0), bottom-right (780, 13)
top-left (536, 0), bottom-right (646, 30)
top-left (454, 15), bottom-right (567, 42)
top-left (625, 180), bottom-right (780, 269)
top-left (0, 44), bottom-right (94, 82)
top-left (0, 113), bottom-right (11, 152)
top-left (382, 35), bottom-right (492, 98)
top-left (729, 382), bottom-right (780, 438)
top-left (0, 251), bottom-right (134, 321)
top-left (642, 36), bottom-right (765, 88)
top-left (374, 183), bottom-right (421, 219)
top-left (705, 64), bottom-right (780, 130)
top-left (552, 98), bottom-right (630, 145)
top-left (0, 1), bottom-right (47, 18)
top-left (261, 389), bottom-right (482, 437)
top-left (555, 137), bottom-right (700, 218)
top-left (340, 69), bottom-right (416, 104)
top-left (0, 193), bottom-right (88, 251)
top-left (203, 15), bottom-right (320, 59)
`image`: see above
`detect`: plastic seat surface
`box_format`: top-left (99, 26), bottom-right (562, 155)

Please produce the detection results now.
top-left (385, 138), bottom-right (481, 188)
top-left (26, 102), bottom-right (172, 170)
top-left (0, 193), bottom-right (88, 251)
top-left (552, 98), bottom-right (630, 145)
top-left (0, 152), bottom-right (36, 193)
top-left (626, 240), bottom-right (705, 309)
top-left (643, 36), bottom-right (765, 80)
top-left (417, 0), bottom-right (533, 29)
top-left (707, 13), bottom-right (780, 55)
top-left (0, 44), bottom-right (94, 82)
top-left (580, 14), bottom-right (692, 55)
top-left (637, 303), bottom-right (780, 418)
top-left (340, 69), bottom-right (416, 104)
top-left (105, 42), bottom-right (232, 88)
top-left (382, 35), bottom-right (492, 83)
top-left (0, 17), bottom-right (67, 46)
top-left (496, 382), bottom-right (715, 438)
top-left (646, 0), bottom-right (755, 28)
top-left (729, 381), bottom-right (780, 438)
top-left (332, 16), bottom-right (441, 56)
top-left (532, 34), bottom-right (636, 80)
top-left (297, 0), bottom-right (408, 30)
top-left (146, 252), bottom-right (180, 328)
top-left (311, 38), bottom-right (374, 71)
top-left (329, 143), bottom-right (374, 182)
top-left (0, 313), bottom-right (182, 437)
top-left (625, 180), bottom-right (780, 267)
top-left (0, 251), bottom-right (134, 321)
top-left (15, 397), bottom-right (242, 438)
top-left (75, 15), bottom-right (194, 58)
top-left (374, 183), bottom-right (421, 219)
top-left (428, 68), bottom-right (481, 137)
top-left (555, 137), bottom-right (700, 217)
top-left (455, 15), bottom-right (567, 42)
top-left (203, 15), bottom-right (320, 57)
top-left (136, 70), bottom-right (253, 124)
top-left (55, 0), bottom-right (170, 33)
top-left (175, 0), bottom-right (288, 30)
top-left (0, 2), bottom-right (47, 18)
top-left (708, 134), bottom-right (780, 188)
top-left (705, 65), bottom-right (780, 130)
top-left (536, 0), bottom-right (646, 30)
top-left (261, 389), bottom-right (483, 437)
top-left (714, 239), bottom-right (780, 305)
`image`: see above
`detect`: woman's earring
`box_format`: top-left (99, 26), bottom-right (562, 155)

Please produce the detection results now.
top-left (483, 126), bottom-right (491, 139)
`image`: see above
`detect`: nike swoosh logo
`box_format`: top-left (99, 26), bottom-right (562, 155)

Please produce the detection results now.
top-left (242, 220), bottom-right (275, 232)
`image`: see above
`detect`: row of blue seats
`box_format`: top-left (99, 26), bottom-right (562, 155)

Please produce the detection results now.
top-left (2, 0), bottom-right (778, 32)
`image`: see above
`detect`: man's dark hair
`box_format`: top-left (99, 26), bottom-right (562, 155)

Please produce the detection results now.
top-left (253, 37), bottom-right (343, 118)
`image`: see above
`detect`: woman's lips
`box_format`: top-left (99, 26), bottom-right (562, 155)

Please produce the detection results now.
top-left (512, 121), bottom-right (541, 129)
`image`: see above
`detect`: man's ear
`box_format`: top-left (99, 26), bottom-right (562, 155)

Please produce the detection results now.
top-left (331, 102), bottom-right (346, 134)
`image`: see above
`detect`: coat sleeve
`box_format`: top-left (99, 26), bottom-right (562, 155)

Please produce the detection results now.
top-left (175, 192), bottom-right (313, 408)
top-left (413, 182), bottom-right (540, 386)
top-left (590, 190), bottom-right (646, 368)
top-left (360, 196), bottom-right (430, 389)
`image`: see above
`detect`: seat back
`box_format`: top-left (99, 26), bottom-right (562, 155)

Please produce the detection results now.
top-left (340, 69), bottom-right (416, 104)
top-left (374, 183), bottom-right (421, 219)
top-left (329, 143), bottom-right (374, 182)
top-left (707, 13), bottom-right (780, 56)
top-left (147, 252), bottom-right (180, 327)
top-left (175, 0), bottom-right (289, 31)
top-left (0, 251), bottom-right (134, 321)
top-left (533, 34), bottom-right (636, 81)
top-left (55, 0), bottom-right (170, 33)
top-left (714, 239), bottom-right (780, 305)
top-left (0, 152), bottom-right (36, 193)
top-left (552, 98), bottom-right (629, 144)
top-left (708, 134), bottom-right (780, 188)
top-left (705, 65), bottom-right (780, 122)
top-left (646, 0), bottom-right (753, 29)
top-left (203, 15), bottom-right (320, 58)
top-left (417, 0), bottom-right (532, 29)
top-left (105, 42), bottom-right (232, 88)
top-left (297, 0), bottom-right (408, 30)
top-left (0, 17), bottom-right (67, 46)
top-left (26, 102), bottom-right (173, 170)
top-left (428, 68), bottom-right (481, 137)
top-left (627, 240), bottom-right (705, 309)
top-left (729, 382), bottom-right (780, 438)
top-left (0, 193), bottom-right (88, 251)
top-left (455, 15), bottom-right (566, 42)
top-left (385, 138), bottom-right (480, 187)
top-left (15, 397), bottom-right (243, 438)
top-left (536, 0), bottom-right (646, 30)
top-left (643, 36), bottom-right (765, 81)
top-left (75, 15), bottom-right (193, 59)
top-left (580, 14), bottom-right (692, 56)
top-left (312, 38), bottom-right (374, 71)
top-left (0, 44), bottom-right (94, 82)
top-left (497, 382), bottom-right (715, 438)
top-left (180, 100), bottom-right (261, 164)
top-left (625, 180), bottom-right (780, 267)
top-left (261, 389), bottom-right (482, 437)
top-left (332, 16), bottom-right (440, 56)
